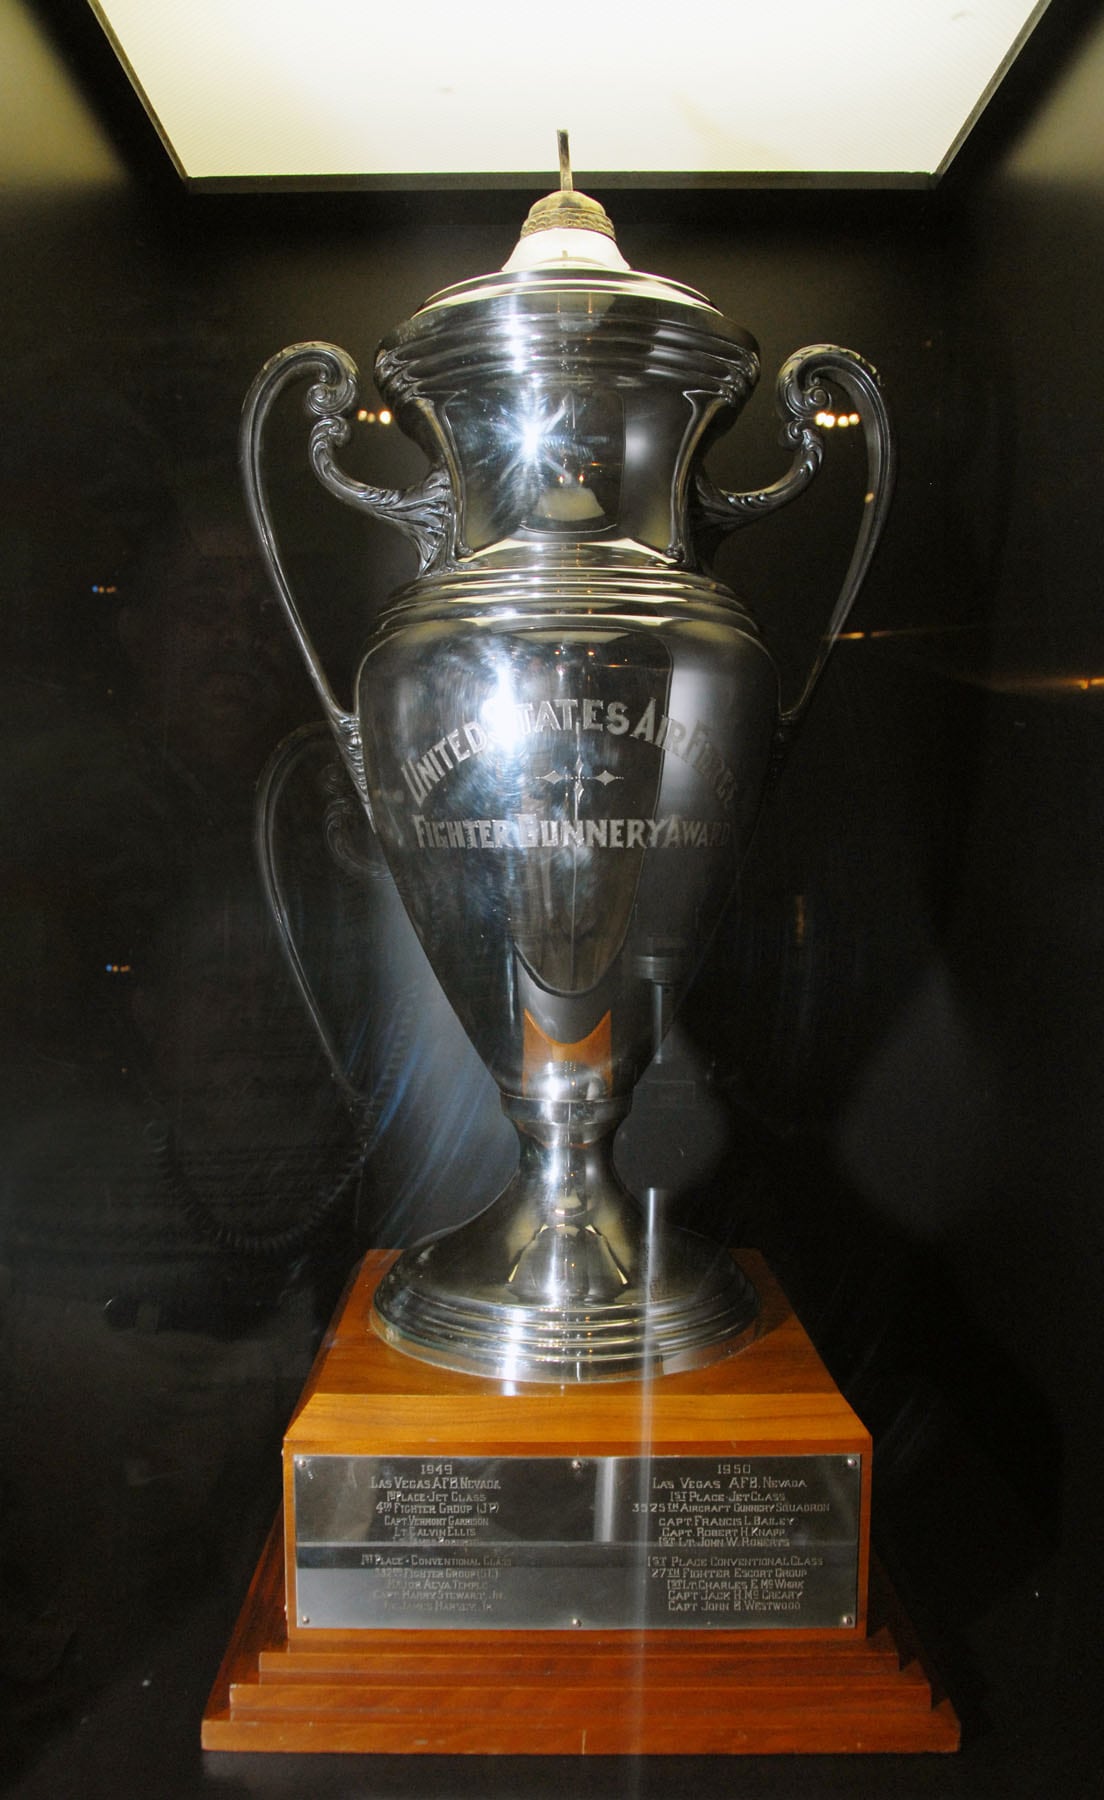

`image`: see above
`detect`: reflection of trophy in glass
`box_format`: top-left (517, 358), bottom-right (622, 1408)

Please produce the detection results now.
top-left (242, 142), bottom-right (894, 1384)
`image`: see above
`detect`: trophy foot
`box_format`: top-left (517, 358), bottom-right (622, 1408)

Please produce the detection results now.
top-left (371, 1133), bottom-right (758, 1382)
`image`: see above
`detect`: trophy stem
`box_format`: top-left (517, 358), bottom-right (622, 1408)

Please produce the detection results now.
top-left (372, 1094), bottom-right (758, 1383)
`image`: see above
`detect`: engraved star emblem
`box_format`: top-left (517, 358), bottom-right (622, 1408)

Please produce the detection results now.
top-left (540, 756), bottom-right (622, 816)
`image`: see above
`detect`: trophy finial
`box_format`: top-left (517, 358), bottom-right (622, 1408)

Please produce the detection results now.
top-left (514, 133), bottom-right (618, 244)
top-left (557, 130), bottom-right (573, 194)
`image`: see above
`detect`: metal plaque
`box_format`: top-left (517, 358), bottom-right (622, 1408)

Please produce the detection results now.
top-left (292, 1452), bottom-right (862, 1631)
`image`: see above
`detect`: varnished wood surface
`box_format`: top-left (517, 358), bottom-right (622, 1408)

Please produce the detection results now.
top-left (285, 1250), bottom-right (871, 1454)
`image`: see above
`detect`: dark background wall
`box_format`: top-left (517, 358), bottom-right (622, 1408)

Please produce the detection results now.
top-left (1, 2), bottom-right (1102, 1795)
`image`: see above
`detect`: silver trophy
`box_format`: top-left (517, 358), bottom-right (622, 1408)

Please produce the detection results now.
top-left (242, 138), bottom-right (894, 1383)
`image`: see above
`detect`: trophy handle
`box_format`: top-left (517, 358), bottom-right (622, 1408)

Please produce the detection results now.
top-left (694, 345), bottom-right (895, 759)
top-left (240, 340), bottom-right (454, 811)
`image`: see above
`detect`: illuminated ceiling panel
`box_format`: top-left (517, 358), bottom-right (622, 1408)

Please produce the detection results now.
top-left (89, 0), bottom-right (1052, 186)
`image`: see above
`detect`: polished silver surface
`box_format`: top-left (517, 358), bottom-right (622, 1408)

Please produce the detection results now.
top-left (292, 1452), bottom-right (862, 1630)
top-left (242, 154), bottom-right (895, 1381)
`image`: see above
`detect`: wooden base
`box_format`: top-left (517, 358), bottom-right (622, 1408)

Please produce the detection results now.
top-left (202, 1251), bottom-right (959, 1755)
top-left (202, 1519), bottom-right (959, 1754)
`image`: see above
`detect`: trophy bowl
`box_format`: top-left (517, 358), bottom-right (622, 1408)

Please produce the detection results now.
top-left (242, 143), bottom-right (894, 1382)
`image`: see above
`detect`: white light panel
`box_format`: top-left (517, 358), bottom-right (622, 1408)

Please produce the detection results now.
top-left (90, 0), bottom-right (1052, 184)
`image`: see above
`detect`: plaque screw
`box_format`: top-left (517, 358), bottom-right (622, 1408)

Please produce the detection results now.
top-left (571, 1618), bottom-right (583, 1628)
top-left (841, 1613), bottom-right (855, 1628)
top-left (845, 1456), bottom-right (859, 1469)
top-left (301, 1614), bottom-right (311, 1625)
top-left (571, 1460), bottom-right (584, 1473)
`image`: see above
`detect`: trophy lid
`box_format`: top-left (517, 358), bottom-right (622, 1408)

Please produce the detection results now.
top-left (403, 132), bottom-right (733, 321)
top-left (374, 132), bottom-right (759, 440)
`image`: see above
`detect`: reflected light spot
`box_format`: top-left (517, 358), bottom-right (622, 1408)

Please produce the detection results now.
top-left (794, 894), bottom-right (807, 948)
top-left (480, 678), bottom-right (522, 750)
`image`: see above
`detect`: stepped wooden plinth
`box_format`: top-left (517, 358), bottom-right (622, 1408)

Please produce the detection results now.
top-left (202, 1251), bottom-right (959, 1755)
